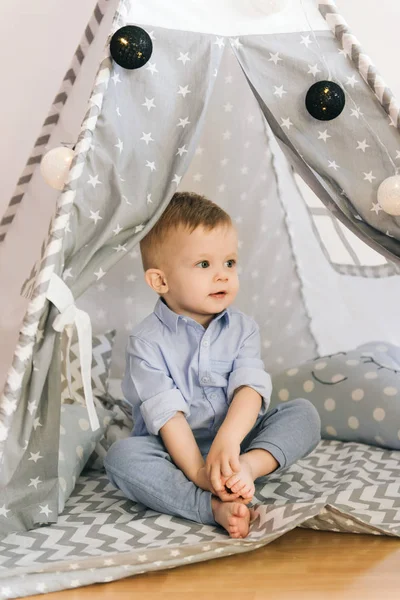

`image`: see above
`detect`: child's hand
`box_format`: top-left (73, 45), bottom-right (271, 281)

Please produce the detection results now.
top-left (195, 466), bottom-right (217, 493)
top-left (205, 434), bottom-right (241, 499)
top-left (195, 466), bottom-right (243, 502)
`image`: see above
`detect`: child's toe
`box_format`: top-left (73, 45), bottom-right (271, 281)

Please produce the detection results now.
top-left (232, 482), bottom-right (244, 492)
top-left (231, 531), bottom-right (241, 539)
top-left (237, 503), bottom-right (248, 517)
top-left (226, 475), bottom-right (240, 488)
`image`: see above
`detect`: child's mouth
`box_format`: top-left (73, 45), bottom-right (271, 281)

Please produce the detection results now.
top-left (210, 291), bottom-right (227, 299)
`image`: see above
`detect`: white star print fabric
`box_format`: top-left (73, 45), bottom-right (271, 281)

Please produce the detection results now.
top-left (1, 24), bottom-right (227, 539)
top-left (230, 31), bottom-right (400, 264)
top-left (77, 37), bottom-right (319, 380)
top-left (77, 26), bottom-right (400, 383)
top-left (62, 26), bottom-right (224, 299)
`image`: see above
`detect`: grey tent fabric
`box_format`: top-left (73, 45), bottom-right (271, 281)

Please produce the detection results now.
top-left (231, 31), bottom-right (400, 263)
top-left (77, 37), bottom-right (318, 380)
top-left (63, 27), bottom-right (224, 299)
top-left (294, 169), bottom-right (400, 278)
top-left (0, 24), bottom-right (224, 533)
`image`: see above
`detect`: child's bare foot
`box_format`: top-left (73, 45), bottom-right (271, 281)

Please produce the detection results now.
top-left (224, 454), bottom-right (255, 502)
top-left (212, 498), bottom-right (254, 538)
top-left (196, 466), bottom-right (244, 502)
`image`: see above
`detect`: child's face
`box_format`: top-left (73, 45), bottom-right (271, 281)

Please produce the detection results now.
top-left (162, 224), bottom-right (239, 326)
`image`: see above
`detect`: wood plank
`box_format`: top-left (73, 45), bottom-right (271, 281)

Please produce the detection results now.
top-left (27, 528), bottom-right (400, 600)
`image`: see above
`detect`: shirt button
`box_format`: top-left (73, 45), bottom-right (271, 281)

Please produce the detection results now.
top-left (202, 339), bottom-right (209, 347)
top-left (201, 376), bottom-right (209, 384)
top-left (210, 393), bottom-right (217, 400)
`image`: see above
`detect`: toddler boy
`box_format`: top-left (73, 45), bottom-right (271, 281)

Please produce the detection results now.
top-left (105, 191), bottom-right (321, 538)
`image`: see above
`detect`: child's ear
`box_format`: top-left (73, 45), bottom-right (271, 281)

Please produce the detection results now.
top-left (145, 269), bottom-right (169, 294)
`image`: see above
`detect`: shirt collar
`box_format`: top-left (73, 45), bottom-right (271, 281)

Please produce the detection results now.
top-left (154, 297), bottom-right (230, 333)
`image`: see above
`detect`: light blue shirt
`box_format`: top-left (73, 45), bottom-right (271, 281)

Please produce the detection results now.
top-left (122, 298), bottom-right (272, 437)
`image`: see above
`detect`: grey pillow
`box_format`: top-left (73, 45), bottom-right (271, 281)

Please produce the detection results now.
top-left (269, 341), bottom-right (400, 450)
top-left (58, 402), bottom-right (114, 513)
top-left (85, 379), bottom-right (133, 472)
top-left (61, 329), bottom-right (116, 404)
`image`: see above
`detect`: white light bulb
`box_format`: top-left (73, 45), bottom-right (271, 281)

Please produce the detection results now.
top-left (250, 0), bottom-right (288, 15)
top-left (40, 147), bottom-right (74, 191)
top-left (377, 175), bottom-right (400, 216)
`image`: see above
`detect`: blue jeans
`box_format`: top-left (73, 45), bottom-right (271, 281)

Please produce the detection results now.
top-left (104, 399), bottom-right (321, 526)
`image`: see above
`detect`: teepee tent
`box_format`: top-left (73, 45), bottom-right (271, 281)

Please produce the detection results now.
top-left (1, 0), bottom-right (400, 595)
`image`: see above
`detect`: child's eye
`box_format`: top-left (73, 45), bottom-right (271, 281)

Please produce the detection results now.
top-left (196, 260), bottom-right (210, 268)
top-left (225, 259), bottom-right (236, 268)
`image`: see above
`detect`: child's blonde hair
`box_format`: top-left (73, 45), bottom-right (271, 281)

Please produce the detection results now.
top-left (140, 191), bottom-right (232, 271)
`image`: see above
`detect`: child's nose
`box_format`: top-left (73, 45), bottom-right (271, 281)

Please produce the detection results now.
top-left (215, 270), bottom-right (229, 281)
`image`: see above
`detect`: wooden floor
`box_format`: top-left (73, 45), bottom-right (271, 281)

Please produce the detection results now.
top-left (28, 527), bottom-right (400, 600)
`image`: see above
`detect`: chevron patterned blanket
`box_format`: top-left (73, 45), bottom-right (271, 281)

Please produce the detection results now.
top-left (1, 439), bottom-right (399, 598)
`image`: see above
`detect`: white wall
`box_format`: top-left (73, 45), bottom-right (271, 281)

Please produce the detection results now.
top-left (0, 0), bottom-right (118, 391)
top-left (0, 0), bottom-right (99, 213)
top-left (335, 0), bottom-right (400, 100)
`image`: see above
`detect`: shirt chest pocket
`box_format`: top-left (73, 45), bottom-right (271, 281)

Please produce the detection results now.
top-left (209, 360), bottom-right (234, 387)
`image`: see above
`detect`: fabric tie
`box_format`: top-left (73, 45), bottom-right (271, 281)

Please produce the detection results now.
top-left (46, 273), bottom-right (100, 431)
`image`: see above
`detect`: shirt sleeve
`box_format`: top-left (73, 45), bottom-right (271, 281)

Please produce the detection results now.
top-left (122, 335), bottom-right (190, 436)
top-left (227, 320), bottom-right (272, 414)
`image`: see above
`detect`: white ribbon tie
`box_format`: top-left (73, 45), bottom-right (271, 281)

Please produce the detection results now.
top-left (46, 273), bottom-right (100, 431)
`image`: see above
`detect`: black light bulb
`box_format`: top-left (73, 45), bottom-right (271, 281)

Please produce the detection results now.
top-left (305, 80), bottom-right (345, 121)
top-left (110, 25), bottom-right (153, 70)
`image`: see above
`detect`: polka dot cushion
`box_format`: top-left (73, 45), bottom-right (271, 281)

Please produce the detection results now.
top-left (58, 402), bottom-right (114, 513)
top-left (269, 342), bottom-right (400, 449)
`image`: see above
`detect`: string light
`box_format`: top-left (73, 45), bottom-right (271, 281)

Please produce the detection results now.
top-left (110, 26), bottom-right (152, 70)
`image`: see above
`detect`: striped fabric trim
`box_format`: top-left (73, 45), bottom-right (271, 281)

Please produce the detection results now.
top-left (293, 173), bottom-right (400, 278)
top-left (318, 0), bottom-right (400, 130)
top-left (309, 208), bottom-right (400, 277)
top-left (334, 263), bottom-right (400, 277)
top-left (0, 0), bottom-right (111, 246)
top-left (0, 49), bottom-right (113, 453)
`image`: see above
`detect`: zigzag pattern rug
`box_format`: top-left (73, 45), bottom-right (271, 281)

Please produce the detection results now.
top-left (1, 439), bottom-right (400, 598)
